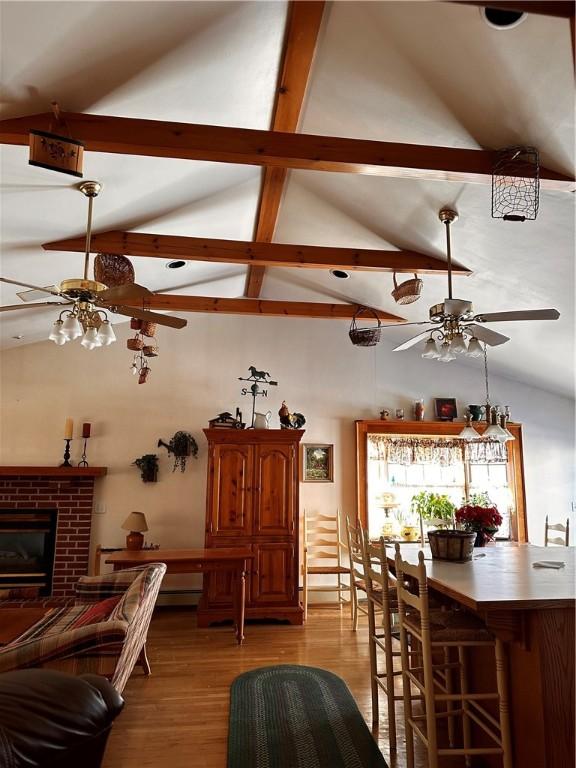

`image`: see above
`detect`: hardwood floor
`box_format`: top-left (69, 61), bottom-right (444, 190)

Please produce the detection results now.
top-left (103, 606), bottom-right (428, 768)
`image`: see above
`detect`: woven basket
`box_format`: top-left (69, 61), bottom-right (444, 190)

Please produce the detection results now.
top-left (94, 253), bottom-right (135, 288)
top-left (138, 366), bottom-right (151, 385)
top-left (391, 273), bottom-right (423, 305)
top-left (130, 318), bottom-right (142, 331)
top-left (140, 321), bottom-right (157, 338)
top-left (348, 306), bottom-right (382, 347)
top-left (143, 344), bottom-right (159, 357)
top-left (127, 336), bottom-right (144, 351)
top-left (427, 530), bottom-right (476, 562)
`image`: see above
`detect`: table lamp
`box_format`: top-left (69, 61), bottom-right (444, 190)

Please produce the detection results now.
top-left (121, 511), bottom-right (148, 551)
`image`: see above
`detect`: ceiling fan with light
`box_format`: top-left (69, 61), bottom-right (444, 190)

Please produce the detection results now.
top-left (0, 181), bottom-right (187, 349)
top-left (377, 208), bottom-right (560, 362)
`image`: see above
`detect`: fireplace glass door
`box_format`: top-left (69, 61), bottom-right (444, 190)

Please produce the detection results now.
top-left (0, 510), bottom-right (57, 595)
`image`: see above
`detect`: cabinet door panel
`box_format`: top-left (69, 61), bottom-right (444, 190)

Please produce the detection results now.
top-left (254, 444), bottom-right (295, 536)
top-left (204, 539), bottom-right (251, 606)
top-left (208, 445), bottom-right (253, 537)
top-left (251, 543), bottom-right (295, 605)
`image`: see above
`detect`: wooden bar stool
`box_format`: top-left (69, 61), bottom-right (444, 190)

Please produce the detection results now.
top-left (394, 544), bottom-right (513, 768)
top-left (361, 533), bottom-right (403, 747)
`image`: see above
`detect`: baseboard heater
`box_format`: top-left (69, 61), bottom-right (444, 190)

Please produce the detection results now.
top-left (156, 588), bottom-right (202, 607)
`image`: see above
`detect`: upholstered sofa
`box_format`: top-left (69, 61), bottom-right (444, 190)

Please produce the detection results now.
top-left (0, 563), bottom-right (166, 693)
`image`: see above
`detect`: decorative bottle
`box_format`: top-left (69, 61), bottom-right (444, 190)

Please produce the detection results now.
top-left (414, 399), bottom-right (425, 421)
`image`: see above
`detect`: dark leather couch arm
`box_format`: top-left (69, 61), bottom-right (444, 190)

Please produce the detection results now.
top-left (0, 669), bottom-right (124, 767)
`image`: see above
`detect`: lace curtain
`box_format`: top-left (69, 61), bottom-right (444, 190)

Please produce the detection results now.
top-left (368, 435), bottom-right (507, 466)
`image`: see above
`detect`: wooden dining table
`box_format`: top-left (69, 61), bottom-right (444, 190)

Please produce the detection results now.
top-left (390, 542), bottom-right (575, 768)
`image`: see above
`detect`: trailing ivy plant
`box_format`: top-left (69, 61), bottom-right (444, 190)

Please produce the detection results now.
top-left (133, 454), bottom-right (159, 483)
top-left (157, 431), bottom-right (199, 473)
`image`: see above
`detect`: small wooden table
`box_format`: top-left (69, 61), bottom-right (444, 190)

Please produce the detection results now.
top-left (0, 607), bottom-right (50, 645)
top-left (105, 548), bottom-right (252, 645)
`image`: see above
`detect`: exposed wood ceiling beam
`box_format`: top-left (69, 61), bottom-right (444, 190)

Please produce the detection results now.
top-left (246, 1), bottom-right (326, 298)
top-left (451, 2), bottom-right (574, 18)
top-left (42, 230), bottom-right (471, 274)
top-left (2, 112), bottom-right (572, 191)
top-left (125, 294), bottom-right (405, 322)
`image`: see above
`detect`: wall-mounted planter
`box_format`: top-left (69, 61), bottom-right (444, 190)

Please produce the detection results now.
top-left (133, 454), bottom-right (159, 483)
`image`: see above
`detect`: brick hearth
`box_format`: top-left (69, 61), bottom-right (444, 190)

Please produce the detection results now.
top-left (0, 467), bottom-right (107, 597)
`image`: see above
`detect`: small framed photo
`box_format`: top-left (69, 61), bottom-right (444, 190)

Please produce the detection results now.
top-left (302, 444), bottom-right (334, 483)
top-left (435, 398), bottom-right (457, 421)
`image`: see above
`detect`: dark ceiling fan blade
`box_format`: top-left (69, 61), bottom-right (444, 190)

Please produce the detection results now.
top-left (474, 309), bottom-right (561, 323)
top-left (100, 302), bottom-right (187, 329)
top-left (0, 277), bottom-right (63, 297)
top-left (97, 283), bottom-right (154, 303)
top-left (0, 301), bottom-right (71, 312)
top-left (466, 323), bottom-right (509, 346)
top-left (393, 328), bottom-right (436, 352)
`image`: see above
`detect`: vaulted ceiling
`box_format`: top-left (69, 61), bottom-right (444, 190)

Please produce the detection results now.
top-left (0, 1), bottom-right (574, 397)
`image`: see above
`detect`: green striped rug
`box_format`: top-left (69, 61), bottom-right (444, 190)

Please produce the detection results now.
top-left (228, 665), bottom-right (388, 768)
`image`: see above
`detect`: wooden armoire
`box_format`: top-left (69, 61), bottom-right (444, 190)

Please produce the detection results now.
top-left (197, 428), bottom-right (304, 626)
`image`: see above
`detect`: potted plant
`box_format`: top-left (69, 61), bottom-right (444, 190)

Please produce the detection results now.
top-left (411, 491), bottom-right (477, 561)
top-left (157, 431), bottom-right (198, 472)
top-left (455, 500), bottom-right (503, 547)
top-left (133, 454), bottom-right (159, 483)
top-left (410, 491), bottom-right (455, 530)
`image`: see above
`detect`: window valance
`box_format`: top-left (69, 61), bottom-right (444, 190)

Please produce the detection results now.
top-left (368, 435), bottom-right (507, 466)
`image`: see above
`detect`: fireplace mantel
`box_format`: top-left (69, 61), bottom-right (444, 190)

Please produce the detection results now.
top-left (0, 467), bottom-right (107, 477)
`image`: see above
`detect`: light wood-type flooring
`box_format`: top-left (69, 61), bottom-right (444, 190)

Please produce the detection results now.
top-left (103, 606), bottom-right (429, 768)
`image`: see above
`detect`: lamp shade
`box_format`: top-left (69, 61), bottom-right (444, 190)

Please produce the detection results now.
top-left (121, 511), bottom-right (148, 533)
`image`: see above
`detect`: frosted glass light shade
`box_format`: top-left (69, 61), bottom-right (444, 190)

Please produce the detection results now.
top-left (61, 314), bottom-right (83, 340)
top-left (49, 320), bottom-right (65, 343)
top-left (484, 424), bottom-right (508, 442)
top-left (81, 327), bottom-right (100, 349)
top-left (449, 334), bottom-right (468, 355)
top-left (438, 341), bottom-right (455, 362)
top-left (422, 338), bottom-right (440, 359)
top-left (459, 424), bottom-right (481, 440)
top-left (466, 337), bottom-right (483, 358)
top-left (97, 320), bottom-right (116, 345)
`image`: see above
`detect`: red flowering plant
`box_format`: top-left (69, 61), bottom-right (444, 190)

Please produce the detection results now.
top-left (455, 504), bottom-right (503, 540)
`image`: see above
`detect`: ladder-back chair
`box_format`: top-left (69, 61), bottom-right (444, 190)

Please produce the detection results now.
top-left (301, 509), bottom-right (352, 621)
top-left (544, 515), bottom-right (570, 546)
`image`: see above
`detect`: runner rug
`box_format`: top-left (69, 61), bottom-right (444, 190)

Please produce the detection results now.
top-left (228, 664), bottom-right (388, 768)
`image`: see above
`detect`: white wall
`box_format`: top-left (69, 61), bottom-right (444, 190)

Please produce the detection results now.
top-left (1, 315), bottom-right (573, 593)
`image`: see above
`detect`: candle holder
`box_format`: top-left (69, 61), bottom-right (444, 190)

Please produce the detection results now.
top-left (60, 439), bottom-right (73, 467)
top-left (78, 437), bottom-right (90, 467)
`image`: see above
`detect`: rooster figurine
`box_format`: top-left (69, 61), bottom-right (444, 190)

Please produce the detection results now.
top-left (278, 401), bottom-right (306, 430)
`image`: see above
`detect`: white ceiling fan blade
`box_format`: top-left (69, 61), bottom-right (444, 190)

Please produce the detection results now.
top-left (466, 323), bottom-right (509, 346)
top-left (474, 309), bottom-right (560, 323)
top-left (1, 277), bottom-right (63, 297)
top-left (0, 301), bottom-right (71, 312)
top-left (393, 328), bottom-right (436, 352)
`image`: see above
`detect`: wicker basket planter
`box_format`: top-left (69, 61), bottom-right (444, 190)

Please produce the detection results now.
top-left (143, 344), bottom-right (159, 357)
top-left (427, 530), bottom-right (476, 562)
top-left (140, 321), bottom-right (157, 338)
top-left (391, 273), bottom-right (423, 305)
top-left (127, 337), bottom-right (144, 351)
top-left (348, 306), bottom-right (382, 347)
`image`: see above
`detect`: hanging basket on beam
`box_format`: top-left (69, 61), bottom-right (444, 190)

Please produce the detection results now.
top-left (491, 146), bottom-right (540, 222)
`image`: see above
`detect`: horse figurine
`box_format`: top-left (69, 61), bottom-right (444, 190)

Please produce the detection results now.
top-left (248, 366), bottom-right (270, 381)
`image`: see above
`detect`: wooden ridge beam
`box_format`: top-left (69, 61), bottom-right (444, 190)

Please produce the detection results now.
top-left (42, 230), bottom-right (471, 274)
top-left (126, 294), bottom-right (405, 322)
top-left (2, 111), bottom-right (573, 191)
top-left (246, 0), bottom-right (326, 298)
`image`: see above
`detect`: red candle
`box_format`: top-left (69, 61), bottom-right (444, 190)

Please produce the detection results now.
top-left (82, 423), bottom-right (91, 438)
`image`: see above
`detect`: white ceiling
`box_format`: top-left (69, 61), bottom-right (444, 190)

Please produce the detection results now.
top-left (0, 1), bottom-right (574, 397)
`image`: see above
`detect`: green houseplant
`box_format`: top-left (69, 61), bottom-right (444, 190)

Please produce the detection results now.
top-left (133, 454), bottom-right (159, 483)
top-left (157, 431), bottom-right (198, 472)
top-left (410, 491), bottom-right (455, 528)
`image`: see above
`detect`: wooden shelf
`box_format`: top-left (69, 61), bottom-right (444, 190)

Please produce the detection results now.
top-left (0, 466), bottom-right (107, 477)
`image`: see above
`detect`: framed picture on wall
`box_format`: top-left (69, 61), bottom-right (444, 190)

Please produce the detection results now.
top-left (434, 398), bottom-right (458, 421)
top-left (302, 444), bottom-right (334, 483)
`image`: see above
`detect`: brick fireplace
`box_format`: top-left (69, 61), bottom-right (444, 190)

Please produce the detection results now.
top-left (0, 467), bottom-right (107, 597)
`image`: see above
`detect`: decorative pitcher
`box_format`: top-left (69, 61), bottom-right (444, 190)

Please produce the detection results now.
top-left (253, 411), bottom-right (272, 429)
